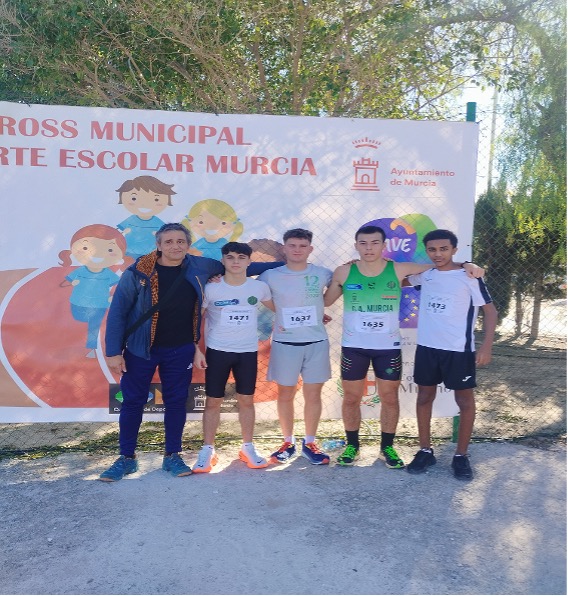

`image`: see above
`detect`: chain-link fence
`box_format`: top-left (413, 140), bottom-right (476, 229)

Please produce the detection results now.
top-left (0, 105), bottom-right (565, 456)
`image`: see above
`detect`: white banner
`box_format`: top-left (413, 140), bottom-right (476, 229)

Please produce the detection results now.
top-left (0, 102), bottom-right (478, 421)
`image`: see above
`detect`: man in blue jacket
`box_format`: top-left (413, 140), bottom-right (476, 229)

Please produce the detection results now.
top-left (100, 223), bottom-right (278, 481)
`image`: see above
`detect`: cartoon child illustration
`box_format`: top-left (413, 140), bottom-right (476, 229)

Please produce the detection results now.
top-left (59, 225), bottom-right (132, 357)
top-left (248, 238), bottom-right (286, 340)
top-left (116, 175), bottom-right (176, 258)
top-left (181, 199), bottom-right (243, 260)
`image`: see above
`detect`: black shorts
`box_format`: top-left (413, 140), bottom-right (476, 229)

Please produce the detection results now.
top-left (205, 348), bottom-right (258, 397)
top-left (341, 347), bottom-right (402, 382)
top-left (413, 345), bottom-right (476, 390)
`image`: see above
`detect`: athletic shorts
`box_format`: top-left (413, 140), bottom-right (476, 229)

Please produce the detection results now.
top-left (413, 345), bottom-right (477, 390)
top-left (205, 348), bottom-right (258, 397)
top-left (267, 340), bottom-right (331, 386)
top-left (340, 347), bottom-right (402, 382)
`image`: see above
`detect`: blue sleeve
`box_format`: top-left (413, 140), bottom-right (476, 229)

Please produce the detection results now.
top-left (105, 270), bottom-right (139, 356)
top-left (247, 261), bottom-right (285, 276)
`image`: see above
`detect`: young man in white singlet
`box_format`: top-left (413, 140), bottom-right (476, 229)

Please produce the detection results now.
top-left (324, 225), bottom-right (484, 468)
top-left (193, 242), bottom-right (274, 472)
top-left (258, 229), bottom-right (333, 465)
top-left (405, 229), bottom-right (497, 480)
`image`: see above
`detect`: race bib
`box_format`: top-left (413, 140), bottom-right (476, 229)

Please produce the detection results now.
top-left (282, 306), bottom-right (317, 328)
top-left (220, 306), bottom-right (255, 326)
top-left (355, 312), bottom-right (388, 333)
top-left (425, 294), bottom-right (452, 316)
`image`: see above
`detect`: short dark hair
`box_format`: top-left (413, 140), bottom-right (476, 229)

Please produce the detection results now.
top-left (423, 229), bottom-right (458, 248)
top-left (355, 225), bottom-right (386, 242)
top-left (156, 222), bottom-right (191, 245)
top-left (222, 241), bottom-right (252, 257)
top-left (283, 228), bottom-right (313, 243)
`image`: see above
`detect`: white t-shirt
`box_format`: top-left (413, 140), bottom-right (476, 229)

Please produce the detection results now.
top-left (407, 268), bottom-right (493, 352)
top-left (258, 264), bottom-right (332, 342)
top-left (203, 278), bottom-right (272, 353)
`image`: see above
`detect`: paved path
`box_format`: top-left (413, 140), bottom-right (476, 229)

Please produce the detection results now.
top-left (0, 442), bottom-right (565, 595)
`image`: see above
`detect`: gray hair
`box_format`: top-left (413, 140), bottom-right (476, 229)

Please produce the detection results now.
top-left (155, 223), bottom-right (191, 246)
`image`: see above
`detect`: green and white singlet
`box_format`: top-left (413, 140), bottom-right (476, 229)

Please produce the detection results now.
top-left (341, 261), bottom-right (401, 349)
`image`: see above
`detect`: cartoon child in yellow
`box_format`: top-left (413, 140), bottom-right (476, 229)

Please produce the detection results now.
top-left (116, 175), bottom-right (176, 258)
top-left (59, 225), bottom-right (133, 357)
top-left (181, 199), bottom-right (243, 260)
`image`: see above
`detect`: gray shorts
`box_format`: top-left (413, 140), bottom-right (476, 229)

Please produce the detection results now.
top-left (267, 340), bottom-right (331, 386)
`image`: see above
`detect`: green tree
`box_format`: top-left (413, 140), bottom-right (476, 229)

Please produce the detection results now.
top-left (473, 180), bottom-right (515, 325)
top-left (0, 0), bottom-right (559, 118)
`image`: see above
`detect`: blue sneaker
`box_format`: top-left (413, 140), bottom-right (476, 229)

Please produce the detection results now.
top-left (162, 453), bottom-right (192, 477)
top-left (99, 455), bottom-right (138, 482)
top-left (301, 440), bottom-right (330, 465)
top-left (269, 441), bottom-right (296, 464)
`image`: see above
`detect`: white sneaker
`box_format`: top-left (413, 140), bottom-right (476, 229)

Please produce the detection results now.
top-left (238, 444), bottom-right (268, 469)
top-left (193, 446), bottom-right (218, 473)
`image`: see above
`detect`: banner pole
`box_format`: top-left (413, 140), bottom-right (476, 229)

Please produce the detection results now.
top-left (452, 101), bottom-right (477, 443)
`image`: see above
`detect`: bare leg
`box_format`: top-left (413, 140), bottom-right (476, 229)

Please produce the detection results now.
top-left (341, 379), bottom-right (365, 431)
top-left (276, 384), bottom-right (296, 438)
top-left (237, 393), bottom-right (256, 443)
top-left (376, 378), bottom-right (401, 434)
top-left (416, 385), bottom-right (437, 448)
top-left (303, 382), bottom-right (324, 437)
top-left (202, 397), bottom-right (222, 445)
top-left (454, 389), bottom-right (476, 454)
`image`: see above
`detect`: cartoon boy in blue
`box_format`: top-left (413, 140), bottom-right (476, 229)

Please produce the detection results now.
top-left (116, 176), bottom-right (175, 258)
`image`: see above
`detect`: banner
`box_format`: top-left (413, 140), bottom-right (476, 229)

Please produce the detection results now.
top-left (0, 102), bottom-right (478, 421)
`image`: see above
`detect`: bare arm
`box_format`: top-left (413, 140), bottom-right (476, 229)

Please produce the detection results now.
top-left (394, 261), bottom-right (485, 281)
top-left (261, 299), bottom-right (275, 312)
top-left (323, 265), bottom-right (349, 306)
top-left (476, 302), bottom-right (498, 366)
top-left (194, 344), bottom-right (207, 369)
top-left (105, 354), bottom-right (127, 375)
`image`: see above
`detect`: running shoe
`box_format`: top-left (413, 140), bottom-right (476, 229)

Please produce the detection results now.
top-left (192, 446), bottom-right (219, 474)
top-left (407, 448), bottom-right (437, 474)
top-left (239, 444), bottom-right (269, 469)
top-left (99, 455), bottom-right (138, 482)
top-left (337, 444), bottom-right (359, 466)
top-left (162, 452), bottom-right (193, 477)
top-left (301, 440), bottom-right (330, 465)
top-left (452, 454), bottom-right (473, 480)
top-left (269, 441), bottom-right (297, 464)
top-left (381, 445), bottom-right (405, 469)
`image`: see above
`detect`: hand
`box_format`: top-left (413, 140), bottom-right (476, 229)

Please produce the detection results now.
top-left (106, 355), bottom-right (126, 375)
top-left (463, 262), bottom-right (485, 278)
top-left (194, 347), bottom-right (207, 369)
top-left (322, 313), bottom-right (332, 325)
top-left (208, 274), bottom-right (222, 283)
top-left (476, 344), bottom-right (492, 366)
top-left (343, 258), bottom-right (359, 266)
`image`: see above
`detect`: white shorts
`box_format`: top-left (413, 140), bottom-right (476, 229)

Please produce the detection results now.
top-left (267, 340), bottom-right (331, 386)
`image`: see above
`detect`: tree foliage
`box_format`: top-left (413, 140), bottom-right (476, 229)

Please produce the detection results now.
top-left (0, 0), bottom-right (562, 119)
top-left (1, 0), bottom-right (565, 337)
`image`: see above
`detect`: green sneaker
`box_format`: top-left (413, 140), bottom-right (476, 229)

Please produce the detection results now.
top-left (381, 445), bottom-right (405, 469)
top-left (337, 444), bottom-right (359, 466)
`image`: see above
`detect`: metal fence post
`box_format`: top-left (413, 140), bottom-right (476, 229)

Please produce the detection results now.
top-left (452, 101), bottom-right (478, 444)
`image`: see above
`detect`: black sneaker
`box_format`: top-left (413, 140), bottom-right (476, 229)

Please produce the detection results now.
top-left (407, 448), bottom-right (437, 474)
top-left (452, 454), bottom-right (473, 480)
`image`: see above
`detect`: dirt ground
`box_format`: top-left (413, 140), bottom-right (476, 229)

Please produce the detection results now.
top-left (0, 441), bottom-right (565, 596)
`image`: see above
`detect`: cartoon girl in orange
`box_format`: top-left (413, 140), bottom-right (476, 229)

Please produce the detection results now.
top-left (59, 225), bottom-right (133, 357)
top-left (181, 199), bottom-right (243, 260)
